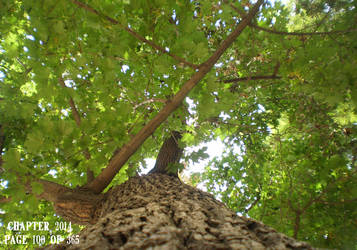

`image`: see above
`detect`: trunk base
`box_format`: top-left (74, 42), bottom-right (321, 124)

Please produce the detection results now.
top-left (43, 174), bottom-right (311, 250)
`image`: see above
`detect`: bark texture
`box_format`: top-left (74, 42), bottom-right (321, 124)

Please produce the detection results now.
top-left (44, 174), bottom-right (311, 250)
top-left (149, 131), bottom-right (183, 176)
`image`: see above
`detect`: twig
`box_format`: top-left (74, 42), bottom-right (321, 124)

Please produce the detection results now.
top-left (58, 78), bottom-right (82, 127)
top-left (0, 125), bottom-right (4, 167)
top-left (229, 3), bottom-right (357, 36)
top-left (133, 98), bottom-right (166, 110)
top-left (272, 61), bottom-right (280, 76)
top-left (223, 75), bottom-right (281, 83)
top-left (59, 77), bottom-right (93, 181)
top-left (70, 0), bottom-right (199, 69)
top-left (251, 24), bottom-right (357, 36)
top-left (0, 196), bottom-right (11, 203)
top-left (244, 193), bottom-right (261, 213)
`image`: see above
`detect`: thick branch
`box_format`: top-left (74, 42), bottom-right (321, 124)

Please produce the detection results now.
top-left (86, 0), bottom-right (264, 194)
top-left (28, 179), bottom-right (102, 224)
top-left (3, 173), bottom-right (101, 224)
top-left (149, 131), bottom-right (183, 177)
top-left (0, 177), bottom-right (69, 204)
top-left (70, 0), bottom-right (199, 69)
top-left (33, 179), bottom-right (72, 203)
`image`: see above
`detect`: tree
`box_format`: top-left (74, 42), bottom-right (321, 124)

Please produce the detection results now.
top-left (0, 0), bottom-right (356, 249)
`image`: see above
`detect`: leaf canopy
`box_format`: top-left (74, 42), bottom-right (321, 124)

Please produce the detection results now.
top-left (0, 0), bottom-right (356, 248)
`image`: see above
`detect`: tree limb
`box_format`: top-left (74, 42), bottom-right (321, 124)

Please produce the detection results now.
top-left (229, 3), bottom-right (357, 36)
top-left (32, 179), bottom-right (73, 203)
top-left (86, 0), bottom-right (264, 194)
top-left (70, 0), bottom-right (199, 69)
top-left (0, 176), bottom-right (70, 204)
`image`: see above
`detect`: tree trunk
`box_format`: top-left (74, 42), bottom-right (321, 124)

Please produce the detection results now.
top-left (148, 131), bottom-right (182, 176)
top-left (44, 174), bottom-right (311, 250)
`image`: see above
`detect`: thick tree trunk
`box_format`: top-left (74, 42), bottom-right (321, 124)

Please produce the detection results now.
top-left (44, 174), bottom-right (311, 250)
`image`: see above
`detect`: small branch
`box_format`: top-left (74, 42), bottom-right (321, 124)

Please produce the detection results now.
top-left (0, 124), bottom-right (5, 168)
top-left (16, 58), bottom-right (32, 75)
top-left (272, 61), bottom-right (280, 76)
top-left (59, 77), bottom-right (93, 181)
top-left (317, 198), bottom-right (357, 206)
top-left (0, 195), bottom-right (11, 203)
top-left (223, 75), bottom-right (281, 83)
top-left (229, 3), bottom-right (357, 36)
top-left (133, 98), bottom-right (166, 110)
top-left (293, 211), bottom-right (301, 239)
top-left (87, 169), bottom-right (94, 183)
top-left (244, 193), bottom-right (261, 213)
top-left (251, 24), bottom-right (357, 36)
top-left (70, 0), bottom-right (199, 69)
top-left (301, 169), bottom-right (357, 213)
top-left (86, 0), bottom-right (264, 194)
top-left (59, 78), bottom-right (82, 127)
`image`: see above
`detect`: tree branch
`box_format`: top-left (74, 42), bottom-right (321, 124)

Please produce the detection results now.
top-left (0, 124), bottom-right (5, 168)
top-left (223, 75), bottom-right (281, 83)
top-left (25, 178), bottom-right (103, 224)
top-left (0, 195), bottom-right (11, 203)
top-left (32, 179), bottom-right (73, 203)
top-left (229, 3), bottom-right (357, 36)
top-left (250, 24), bottom-right (357, 36)
top-left (86, 0), bottom-right (264, 194)
top-left (244, 193), bottom-right (261, 213)
top-left (272, 61), bottom-right (280, 76)
top-left (59, 77), bottom-right (93, 182)
top-left (133, 98), bottom-right (167, 110)
top-left (70, 0), bottom-right (199, 69)
top-left (59, 77), bottom-right (82, 127)
top-left (0, 175), bottom-right (71, 204)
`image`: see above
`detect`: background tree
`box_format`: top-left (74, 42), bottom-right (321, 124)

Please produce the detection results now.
top-left (0, 0), bottom-right (356, 249)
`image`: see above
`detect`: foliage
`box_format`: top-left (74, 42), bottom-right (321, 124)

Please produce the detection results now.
top-left (0, 0), bottom-right (356, 249)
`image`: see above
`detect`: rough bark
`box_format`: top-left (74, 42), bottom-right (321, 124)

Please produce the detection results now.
top-left (149, 131), bottom-right (183, 176)
top-left (44, 174), bottom-right (311, 250)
